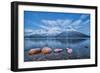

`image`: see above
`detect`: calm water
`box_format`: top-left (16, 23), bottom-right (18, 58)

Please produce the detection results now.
top-left (24, 38), bottom-right (90, 62)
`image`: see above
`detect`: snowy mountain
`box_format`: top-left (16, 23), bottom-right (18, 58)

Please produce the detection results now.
top-left (56, 31), bottom-right (89, 39)
top-left (25, 30), bottom-right (89, 38)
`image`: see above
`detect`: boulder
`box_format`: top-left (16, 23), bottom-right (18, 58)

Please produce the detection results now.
top-left (28, 48), bottom-right (41, 55)
top-left (41, 47), bottom-right (52, 54)
top-left (54, 49), bottom-right (63, 53)
top-left (66, 48), bottom-right (73, 54)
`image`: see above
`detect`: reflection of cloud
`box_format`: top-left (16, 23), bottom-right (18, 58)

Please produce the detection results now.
top-left (25, 15), bottom-right (90, 36)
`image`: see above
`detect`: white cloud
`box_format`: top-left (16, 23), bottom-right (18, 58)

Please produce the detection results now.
top-left (25, 15), bottom-right (89, 36)
top-left (41, 20), bottom-right (57, 27)
top-left (82, 19), bottom-right (90, 25)
top-left (80, 15), bottom-right (89, 19)
top-left (40, 18), bottom-right (84, 34)
top-left (71, 19), bottom-right (82, 26)
top-left (70, 15), bottom-right (89, 29)
top-left (25, 29), bottom-right (33, 33)
top-left (41, 19), bottom-right (72, 30)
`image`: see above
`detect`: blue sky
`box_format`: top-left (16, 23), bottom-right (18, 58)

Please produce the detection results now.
top-left (24, 11), bottom-right (90, 36)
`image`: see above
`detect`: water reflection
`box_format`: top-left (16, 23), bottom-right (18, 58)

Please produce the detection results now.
top-left (24, 38), bottom-right (90, 61)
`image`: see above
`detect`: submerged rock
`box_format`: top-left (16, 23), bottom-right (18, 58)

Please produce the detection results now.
top-left (54, 49), bottom-right (63, 53)
top-left (66, 48), bottom-right (73, 54)
top-left (28, 48), bottom-right (41, 55)
top-left (41, 47), bottom-right (52, 54)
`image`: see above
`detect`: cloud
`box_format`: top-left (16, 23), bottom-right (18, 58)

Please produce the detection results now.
top-left (41, 19), bottom-right (58, 27)
top-left (41, 19), bottom-right (72, 31)
top-left (41, 19), bottom-right (72, 27)
top-left (70, 14), bottom-right (90, 30)
top-left (71, 20), bottom-right (82, 26)
top-left (80, 15), bottom-right (89, 20)
top-left (25, 15), bottom-right (90, 36)
top-left (82, 19), bottom-right (90, 25)
top-left (25, 29), bottom-right (33, 33)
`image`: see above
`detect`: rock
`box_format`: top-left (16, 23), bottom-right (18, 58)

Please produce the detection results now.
top-left (41, 47), bottom-right (52, 54)
top-left (28, 48), bottom-right (41, 55)
top-left (66, 48), bottom-right (73, 54)
top-left (54, 49), bottom-right (63, 53)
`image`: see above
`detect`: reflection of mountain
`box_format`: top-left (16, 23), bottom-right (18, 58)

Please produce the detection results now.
top-left (24, 31), bottom-right (89, 38)
top-left (26, 38), bottom-right (88, 45)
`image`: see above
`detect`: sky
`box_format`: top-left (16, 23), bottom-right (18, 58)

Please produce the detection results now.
top-left (24, 11), bottom-right (90, 36)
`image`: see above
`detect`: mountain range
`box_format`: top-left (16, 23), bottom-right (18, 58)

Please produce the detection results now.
top-left (24, 30), bottom-right (89, 39)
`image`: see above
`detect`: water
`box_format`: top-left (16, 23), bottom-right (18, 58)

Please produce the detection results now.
top-left (24, 38), bottom-right (90, 62)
